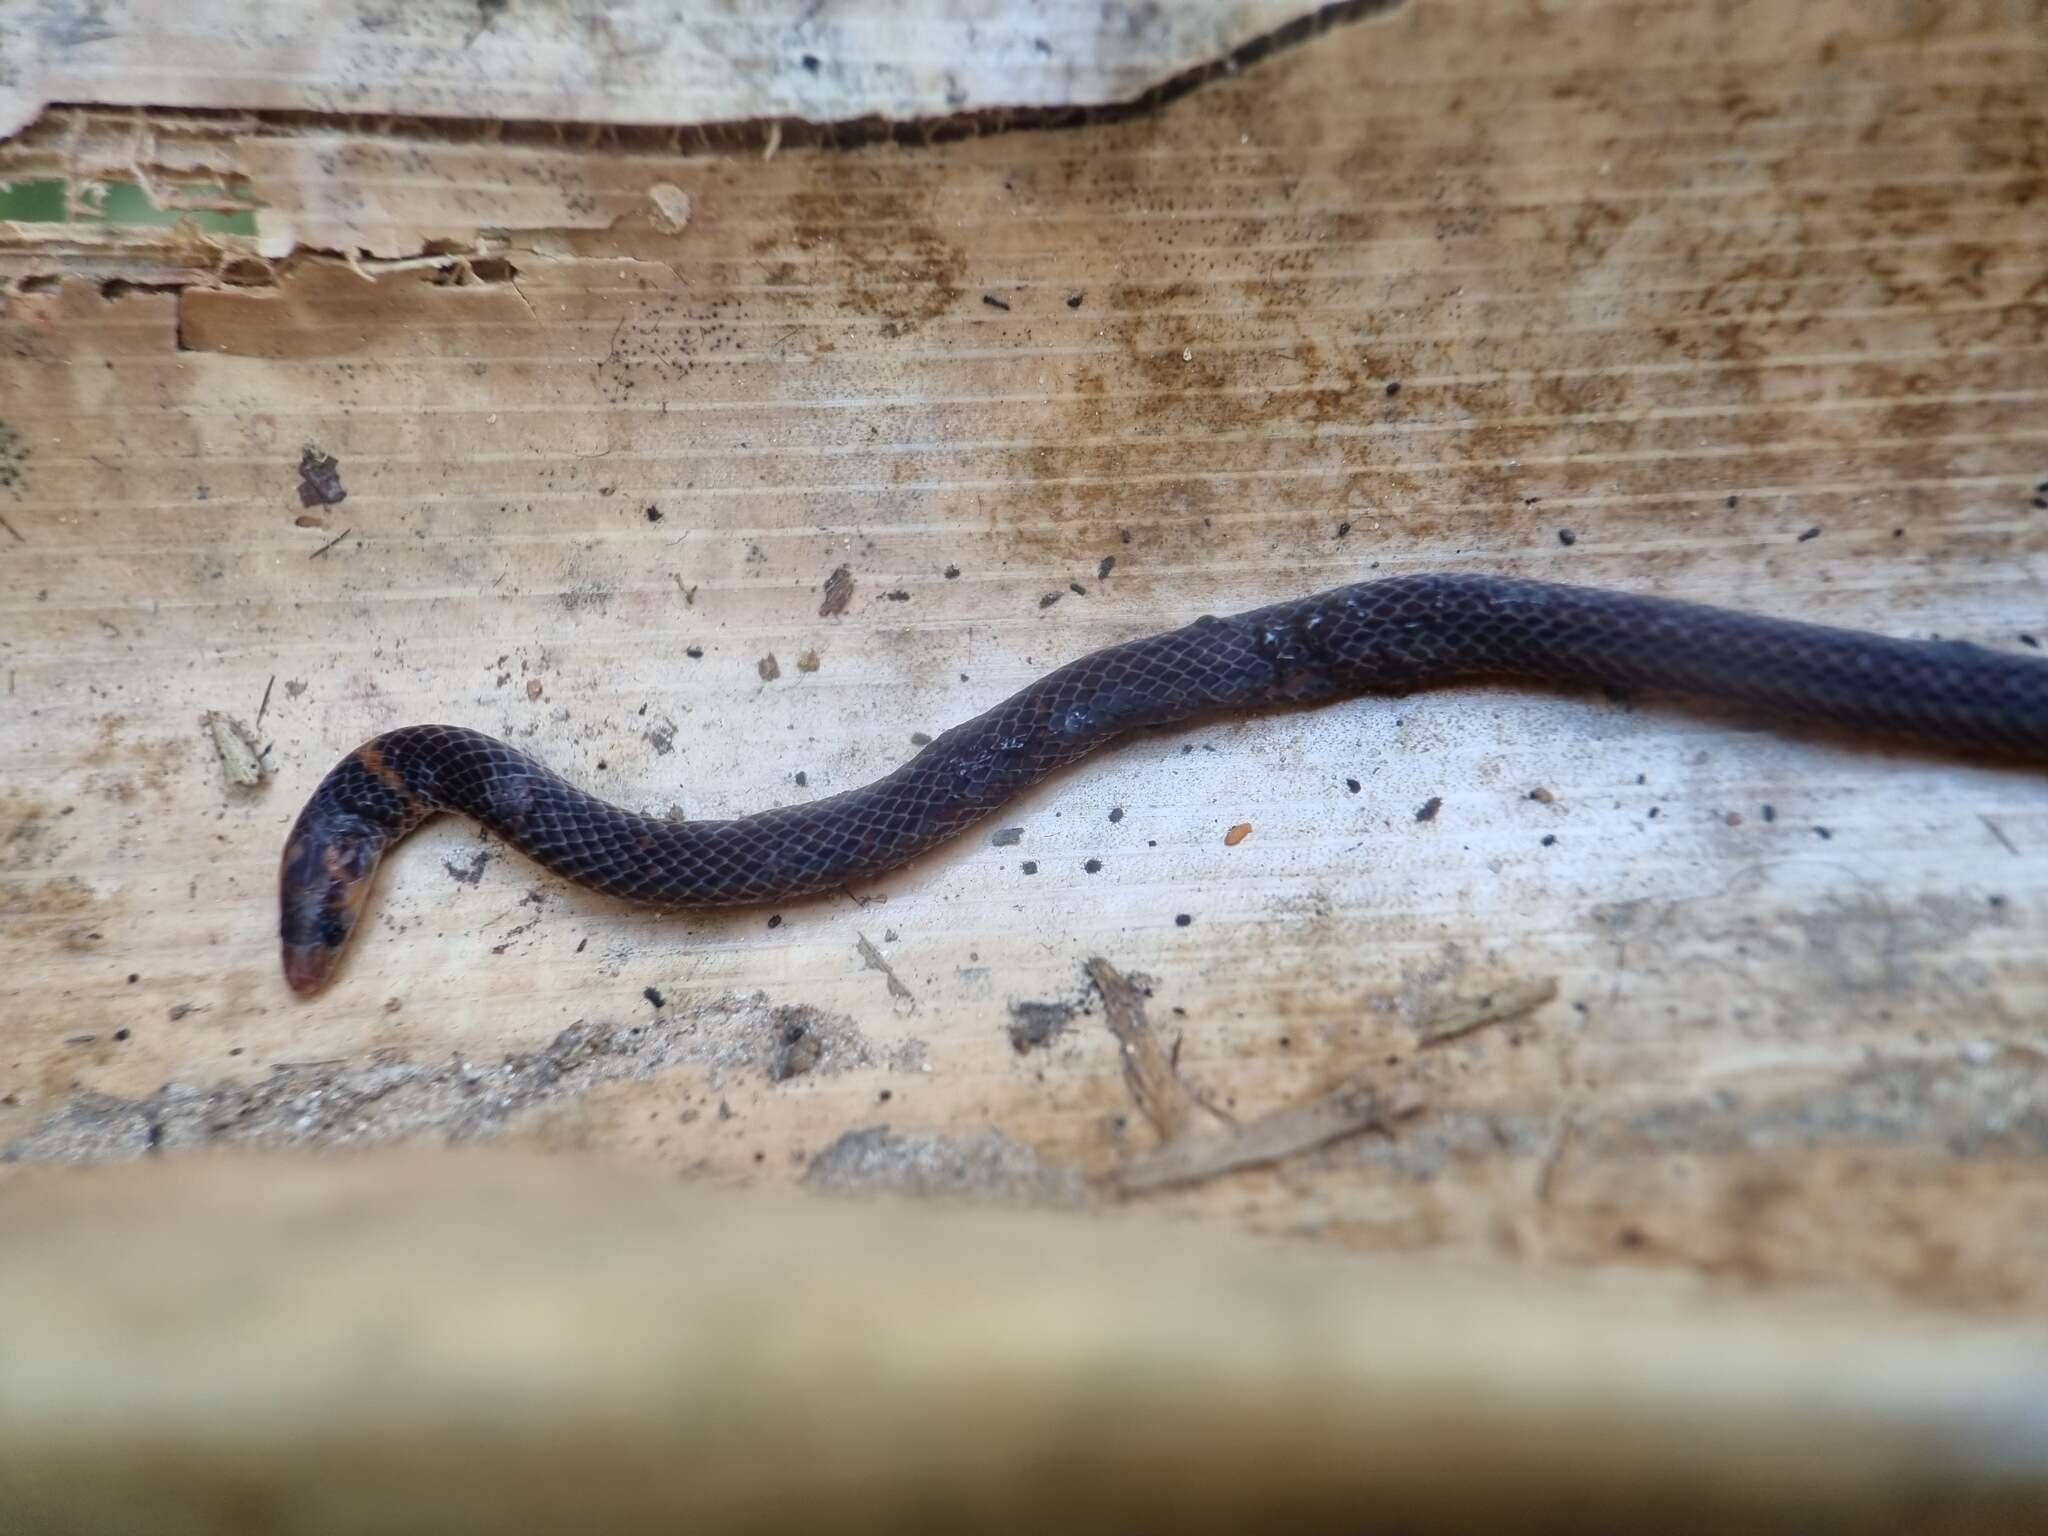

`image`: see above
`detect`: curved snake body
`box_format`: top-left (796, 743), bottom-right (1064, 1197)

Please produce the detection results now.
top-left (281, 573), bottom-right (2048, 993)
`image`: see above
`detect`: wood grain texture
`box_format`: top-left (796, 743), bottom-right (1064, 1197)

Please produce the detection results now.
top-left (3, 0), bottom-right (2047, 1308)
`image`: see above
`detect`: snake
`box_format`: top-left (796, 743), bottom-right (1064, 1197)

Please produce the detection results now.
top-left (280, 572), bottom-right (2048, 994)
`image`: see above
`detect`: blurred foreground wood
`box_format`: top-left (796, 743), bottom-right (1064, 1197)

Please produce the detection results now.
top-left (1, 1151), bottom-right (2044, 1535)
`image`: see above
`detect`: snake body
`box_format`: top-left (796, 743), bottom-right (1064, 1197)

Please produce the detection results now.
top-left (280, 573), bottom-right (2048, 993)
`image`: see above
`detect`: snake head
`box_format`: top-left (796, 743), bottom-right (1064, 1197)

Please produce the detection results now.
top-left (278, 810), bottom-right (385, 995)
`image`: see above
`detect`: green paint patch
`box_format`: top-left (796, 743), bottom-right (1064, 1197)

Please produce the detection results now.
top-left (0, 179), bottom-right (256, 236)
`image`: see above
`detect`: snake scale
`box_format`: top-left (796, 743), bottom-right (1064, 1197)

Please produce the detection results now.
top-left (281, 573), bottom-right (2048, 994)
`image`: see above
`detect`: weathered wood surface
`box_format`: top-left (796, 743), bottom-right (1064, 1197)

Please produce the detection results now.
top-left (3, 0), bottom-right (2047, 1311)
top-left (4, 1153), bottom-right (2046, 1533)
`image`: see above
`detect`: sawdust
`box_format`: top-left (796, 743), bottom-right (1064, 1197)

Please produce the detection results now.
top-left (4, 995), bottom-right (924, 1166)
top-left (803, 1126), bottom-right (1089, 1206)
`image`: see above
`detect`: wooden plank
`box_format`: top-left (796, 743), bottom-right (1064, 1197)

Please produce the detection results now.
top-left (3, 0), bottom-right (2047, 1312)
top-left (2, 1153), bottom-right (2044, 1531)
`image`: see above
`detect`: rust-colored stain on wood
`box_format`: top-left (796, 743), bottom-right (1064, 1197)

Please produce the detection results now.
top-left (3, 0), bottom-right (2047, 1312)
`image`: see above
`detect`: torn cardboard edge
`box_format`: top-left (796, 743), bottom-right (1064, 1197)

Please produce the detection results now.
top-left (0, 1), bottom-right (1394, 141)
top-left (0, 0), bottom-right (1397, 279)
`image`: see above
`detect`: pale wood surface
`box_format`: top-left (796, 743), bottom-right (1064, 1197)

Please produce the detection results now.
top-left (4, 1153), bottom-right (2045, 1533)
top-left (4, 0), bottom-right (2048, 1314)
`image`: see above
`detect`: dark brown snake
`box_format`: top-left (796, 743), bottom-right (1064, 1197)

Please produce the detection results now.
top-left (280, 573), bottom-right (2048, 994)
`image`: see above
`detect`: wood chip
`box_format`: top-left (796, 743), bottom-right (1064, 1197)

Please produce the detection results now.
top-left (203, 711), bottom-right (266, 789)
top-left (647, 183), bottom-right (693, 232)
top-left (1087, 956), bottom-right (1202, 1143)
top-left (855, 932), bottom-right (914, 1004)
top-left (818, 564), bottom-right (854, 617)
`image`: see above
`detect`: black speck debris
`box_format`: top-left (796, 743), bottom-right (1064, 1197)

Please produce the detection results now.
top-left (795, 771), bottom-right (809, 787)
top-left (910, 731), bottom-right (933, 746)
top-left (767, 914), bottom-right (783, 929)
top-left (296, 446), bottom-right (346, 508)
top-left (2033, 496), bottom-right (2048, 511)
top-left (1039, 592), bottom-right (1061, 609)
top-left (1345, 777), bottom-right (1360, 793)
top-left (112, 1027), bottom-right (130, 1041)
top-left (1098, 555), bottom-right (1116, 579)
top-left (444, 850), bottom-right (491, 886)
top-left (1541, 833), bottom-right (1558, 847)
top-left (1557, 528), bottom-right (1576, 546)
top-left (1798, 526), bottom-right (1822, 542)
top-left (982, 294), bottom-right (1010, 311)
top-left (1083, 858), bottom-right (1102, 874)
top-left (2022, 634), bottom-right (2040, 649)
top-left (1415, 796), bottom-right (1442, 823)
top-left (991, 826), bottom-right (1024, 847)
top-left (770, 1018), bottom-right (822, 1082)
top-left (1762, 804), bottom-right (1776, 822)
top-left (1069, 581), bottom-right (1086, 596)
top-left (944, 564), bottom-right (961, 578)
top-left (685, 645), bottom-right (704, 659)
top-left (643, 986), bottom-right (666, 1008)
top-left (1727, 494), bottom-right (1740, 508)
top-left (645, 505), bottom-right (663, 522)
top-left (1066, 293), bottom-right (1084, 308)
top-left (1007, 999), bottom-right (1074, 1054)
top-left (1108, 807), bottom-right (1124, 823)
top-left (1384, 381), bottom-right (1401, 396)
top-left (819, 564), bottom-right (854, 617)
top-left (1174, 913), bottom-right (1192, 927)
top-left (885, 589), bottom-right (911, 602)
top-left (1814, 826), bottom-right (1833, 840)
top-left (1020, 860), bottom-right (1038, 874)
top-left (801, 53), bottom-right (820, 71)
top-left (1336, 520), bottom-right (1351, 538)
top-left (757, 654), bottom-right (781, 682)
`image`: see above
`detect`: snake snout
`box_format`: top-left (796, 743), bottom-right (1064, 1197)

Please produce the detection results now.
top-left (278, 813), bottom-right (383, 995)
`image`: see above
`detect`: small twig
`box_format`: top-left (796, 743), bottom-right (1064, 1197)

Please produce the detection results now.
top-left (309, 526), bottom-right (353, 559)
top-left (1113, 1082), bottom-right (1414, 1195)
top-left (1415, 977), bottom-right (1558, 1046)
top-left (255, 673), bottom-right (276, 726)
top-left (1535, 1116), bottom-right (1576, 1204)
top-left (0, 512), bottom-right (24, 544)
